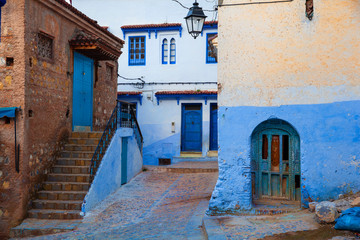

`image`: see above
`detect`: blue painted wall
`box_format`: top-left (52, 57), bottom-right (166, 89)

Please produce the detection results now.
top-left (82, 129), bottom-right (143, 213)
top-left (208, 100), bottom-right (360, 213)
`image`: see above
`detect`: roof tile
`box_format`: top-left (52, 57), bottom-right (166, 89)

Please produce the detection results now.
top-left (121, 23), bottom-right (182, 29)
top-left (155, 90), bottom-right (217, 95)
top-left (118, 91), bottom-right (143, 95)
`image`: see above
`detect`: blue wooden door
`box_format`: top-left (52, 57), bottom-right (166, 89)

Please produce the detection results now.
top-left (73, 52), bottom-right (93, 131)
top-left (257, 129), bottom-right (298, 200)
top-left (209, 103), bottom-right (218, 150)
top-left (181, 104), bottom-right (202, 152)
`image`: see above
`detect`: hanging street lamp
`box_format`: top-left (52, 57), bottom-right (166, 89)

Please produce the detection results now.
top-left (184, 0), bottom-right (207, 39)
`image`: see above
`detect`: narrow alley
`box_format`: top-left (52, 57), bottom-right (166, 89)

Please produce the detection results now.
top-left (15, 162), bottom-right (218, 239)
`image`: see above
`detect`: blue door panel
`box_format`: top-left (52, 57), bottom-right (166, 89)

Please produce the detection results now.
top-left (73, 52), bottom-right (93, 130)
top-left (209, 103), bottom-right (218, 150)
top-left (181, 104), bottom-right (202, 151)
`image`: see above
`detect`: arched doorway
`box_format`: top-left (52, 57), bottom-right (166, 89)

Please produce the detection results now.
top-left (251, 119), bottom-right (301, 202)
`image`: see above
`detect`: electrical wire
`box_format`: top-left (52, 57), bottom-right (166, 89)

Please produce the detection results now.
top-left (171, 0), bottom-right (217, 12)
top-left (117, 81), bottom-right (217, 85)
top-left (118, 74), bottom-right (145, 83)
top-left (218, 0), bottom-right (293, 7)
top-left (118, 74), bottom-right (145, 89)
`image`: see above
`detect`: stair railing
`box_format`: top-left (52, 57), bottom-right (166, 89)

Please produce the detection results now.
top-left (89, 100), bottom-right (143, 184)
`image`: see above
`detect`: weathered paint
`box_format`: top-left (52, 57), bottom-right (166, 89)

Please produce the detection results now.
top-left (82, 129), bottom-right (142, 213)
top-left (209, 101), bottom-right (360, 212)
top-left (210, 0), bottom-right (360, 214)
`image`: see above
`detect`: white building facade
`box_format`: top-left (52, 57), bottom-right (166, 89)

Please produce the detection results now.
top-left (73, 0), bottom-right (218, 165)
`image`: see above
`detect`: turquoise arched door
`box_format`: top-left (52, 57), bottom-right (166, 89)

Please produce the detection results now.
top-left (251, 119), bottom-right (300, 201)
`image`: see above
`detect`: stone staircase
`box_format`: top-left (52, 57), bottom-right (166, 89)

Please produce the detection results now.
top-left (27, 132), bottom-right (102, 220)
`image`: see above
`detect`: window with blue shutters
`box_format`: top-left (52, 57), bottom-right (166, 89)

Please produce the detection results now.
top-left (206, 33), bottom-right (217, 64)
top-left (129, 36), bottom-right (145, 66)
top-left (162, 38), bottom-right (168, 64)
top-left (170, 38), bottom-right (176, 64)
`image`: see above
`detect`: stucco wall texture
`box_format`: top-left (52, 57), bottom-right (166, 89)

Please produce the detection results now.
top-left (209, 0), bottom-right (360, 213)
top-left (218, 0), bottom-right (360, 107)
top-left (0, 0), bottom-right (120, 237)
top-left (83, 129), bottom-right (142, 213)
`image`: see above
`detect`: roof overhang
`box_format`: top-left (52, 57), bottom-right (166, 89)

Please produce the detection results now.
top-left (117, 92), bottom-right (143, 105)
top-left (121, 23), bottom-right (182, 39)
top-left (155, 91), bottom-right (217, 105)
top-left (70, 31), bottom-right (122, 61)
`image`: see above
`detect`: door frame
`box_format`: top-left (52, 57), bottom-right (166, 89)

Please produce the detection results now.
top-left (251, 119), bottom-right (300, 202)
top-left (181, 103), bottom-right (203, 152)
top-left (72, 52), bottom-right (94, 131)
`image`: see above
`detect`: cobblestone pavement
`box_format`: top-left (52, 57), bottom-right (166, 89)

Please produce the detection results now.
top-left (21, 170), bottom-right (218, 240)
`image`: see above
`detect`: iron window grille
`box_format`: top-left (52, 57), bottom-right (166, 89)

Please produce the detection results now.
top-left (37, 32), bottom-right (54, 60)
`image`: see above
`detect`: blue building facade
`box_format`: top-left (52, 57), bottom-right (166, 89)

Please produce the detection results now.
top-left (208, 0), bottom-right (360, 213)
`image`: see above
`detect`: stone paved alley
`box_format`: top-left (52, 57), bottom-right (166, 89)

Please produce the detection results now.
top-left (11, 162), bottom-right (359, 240)
top-left (14, 162), bottom-right (218, 240)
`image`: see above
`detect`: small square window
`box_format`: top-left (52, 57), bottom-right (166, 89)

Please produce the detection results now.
top-left (129, 36), bottom-right (146, 66)
top-left (6, 57), bottom-right (14, 67)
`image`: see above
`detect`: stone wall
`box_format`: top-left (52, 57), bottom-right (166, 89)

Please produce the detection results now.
top-left (0, 0), bottom-right (27, 238)
top-left (93, 61), bottom-right (118, 131)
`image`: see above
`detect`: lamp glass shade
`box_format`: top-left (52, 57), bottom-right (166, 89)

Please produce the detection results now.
top-left (185, 1), bottom-right (207, 39)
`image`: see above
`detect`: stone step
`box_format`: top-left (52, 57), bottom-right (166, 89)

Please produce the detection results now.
top-left (60, 151), bottom-right (94, 159)
top-left (10, 219), bottom-right (81, 238)
top-left (37, 190), bottom-right (87, 201)
top-left (32, 199), bottom-right (83, 211)
top-left (52, 165), bottom-right (90, 174)
top-left (68, 138), bottom-right (100, 145)
top-left (28, 209), bottom-right (82, 220)
top-left (172, 156), bottom-right (218, 164)
top-left (71, 131), bottom-right (103, 139)
top-left (47, 173), bottom-right (90, 183)
top-left (64, 144), bottom-right (98, 152)
top-left (56, 158), bottom-right (92, 166)
top-left (144, 161), bottom-right (219, 173)
top-left (43, 181), bottom-right (90, 191)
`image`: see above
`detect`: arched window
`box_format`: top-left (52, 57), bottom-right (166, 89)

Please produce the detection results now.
top-left (170, 38), bottom-right (176, 64)
top-left (162, 39), bottom-right (168, 64)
